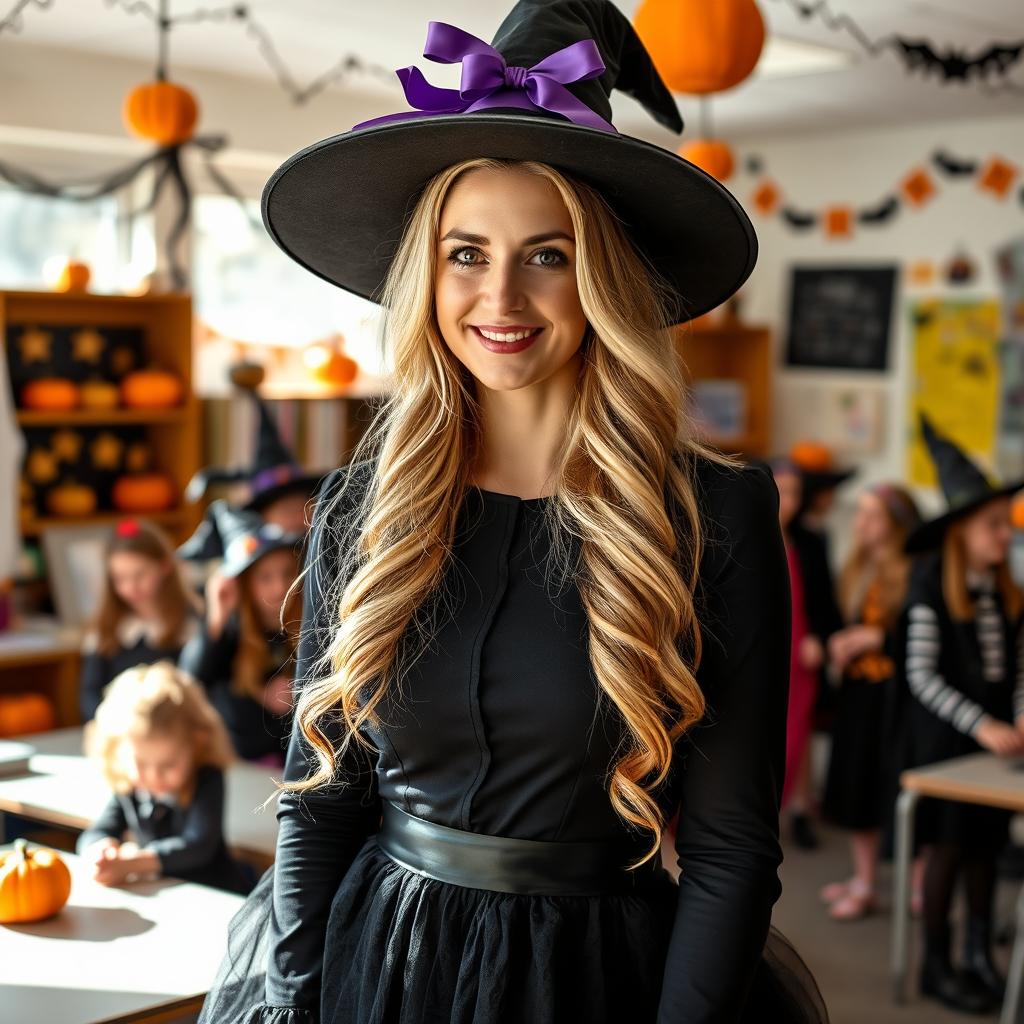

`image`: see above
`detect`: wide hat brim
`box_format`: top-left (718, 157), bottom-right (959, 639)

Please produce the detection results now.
top-left (242, 472), bottom-right (326, 514)
top-left (220, 532), bottom-right (305, 578)
top-left (261, 113), bottom-right (757, 325)
top-left (904, 481), bottom-right (1024, 554)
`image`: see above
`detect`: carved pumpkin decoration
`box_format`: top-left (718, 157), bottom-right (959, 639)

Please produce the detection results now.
top-left (112, 473), bottom-right (176, 513)
top-left (679, 139), bottom-right (735, 182)
top-left (121, 370), bottom-right (183, 409)
top-left (79, 379), bottom-right (121, 410)
top-left (633, 0), bottom-right (765, 94)
top-left (54, 260), bottom-right (91, 294)
top-left (21, 378), bottom-right (79, 412)
top-left (0, 692), bottom-right (56, 737)
top-left (0, 840), bottom-right (72, 924)
top-left (46, 481), bottom-right (98, 518)
top-left (123, 81), bottom-right (199, 146)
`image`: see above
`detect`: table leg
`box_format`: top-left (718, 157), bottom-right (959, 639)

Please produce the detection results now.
top-left (1001, 881), bottom-right (1024, 1024)
top-left (892, 788), bottom-right (920, 1004)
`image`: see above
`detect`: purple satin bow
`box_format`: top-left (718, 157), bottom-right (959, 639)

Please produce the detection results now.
top-left (353, 22), bottom-right (616, 134)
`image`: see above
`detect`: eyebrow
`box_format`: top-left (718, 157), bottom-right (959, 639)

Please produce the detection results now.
top-left (440, 229), bottom-right (575, 246)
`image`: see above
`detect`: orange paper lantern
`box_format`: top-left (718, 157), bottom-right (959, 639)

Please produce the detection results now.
top-left (679, 139), bottom-right (735, 182)
top-left (123, 81), bottom-right (199, 146)
top-left (634, 0), bottom-right (765, 94)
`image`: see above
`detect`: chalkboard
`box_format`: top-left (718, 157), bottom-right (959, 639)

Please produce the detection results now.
top-left (784, 265), bottom-right (897, 371)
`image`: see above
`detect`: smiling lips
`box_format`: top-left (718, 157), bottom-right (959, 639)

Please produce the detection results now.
top-left (470, 324), bottom-right (543, 354)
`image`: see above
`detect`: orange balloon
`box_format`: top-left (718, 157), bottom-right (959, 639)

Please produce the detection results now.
top-left (679, 139), bottom-right (735, 182)
top-left (634, 0), bottom-right (765, 94)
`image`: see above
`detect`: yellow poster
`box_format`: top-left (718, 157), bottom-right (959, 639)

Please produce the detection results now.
top-left (908, 299), bottom-right (1001, 487)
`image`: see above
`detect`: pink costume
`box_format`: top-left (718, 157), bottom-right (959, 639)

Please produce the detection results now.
top-left (782, 541), bottom-right (818, 807)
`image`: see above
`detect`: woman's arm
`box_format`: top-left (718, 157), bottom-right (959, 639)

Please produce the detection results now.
top-left (657, 462), bottom-right (789, 1023)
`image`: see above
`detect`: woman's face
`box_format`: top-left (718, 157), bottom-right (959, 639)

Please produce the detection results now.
top-left (961, 496), bottom-right (1013, 569)
top-left (246, 549), bottom-right (298, 628)
top-left (853, 492), bottom-right (892, 552)
top-left (434, 166), bottom-right (588, 394)
top-left (109, 551), bottom-right (169, 615)
top-left (774, 469), bottom-right (803, 530)
top-left (122, 731), bottom-right (193, 798)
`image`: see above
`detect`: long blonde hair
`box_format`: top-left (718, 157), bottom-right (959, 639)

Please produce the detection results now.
top-left (84, 660), bottom-right (234, 796)
top-left (287, 158), bottom-right (736, 867)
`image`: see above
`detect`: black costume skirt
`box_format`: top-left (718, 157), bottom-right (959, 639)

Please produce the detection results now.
top-left (822, 676), bottom-right (891, 830)
top-left (198, 835), bottom-right (829, 1024)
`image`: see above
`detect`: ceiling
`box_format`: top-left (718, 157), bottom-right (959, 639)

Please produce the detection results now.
top-left (3, 0), bottom-right (1023, 141)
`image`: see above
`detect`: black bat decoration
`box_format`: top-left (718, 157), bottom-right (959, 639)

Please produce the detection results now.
top-left (781, 207), bottom-right (818, 230)
top-left (894, 38), bottom-right (1024, 82)
top-left (858, 196), bottom-right (899, 224)
top-left (932, 150), bottom-right (978, 177)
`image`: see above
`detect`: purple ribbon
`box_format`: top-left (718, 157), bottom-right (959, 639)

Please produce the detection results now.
top-left (353, 22), bottom-right (616, 134)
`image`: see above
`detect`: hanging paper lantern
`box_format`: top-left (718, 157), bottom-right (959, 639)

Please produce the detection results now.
top-left (679, 139), bottom-right (735, 182)
top-left (633, 0), bottom-right (765, 94)
top-left (123, 81), bottom-right (199, 146)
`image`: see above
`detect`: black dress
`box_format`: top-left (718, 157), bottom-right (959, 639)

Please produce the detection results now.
top-left (178, 616), bottom-right (293, 762)
top-left (76, 764), bottom-right (254, 894)
top-left (198, 457), bottom-right (828, 1024)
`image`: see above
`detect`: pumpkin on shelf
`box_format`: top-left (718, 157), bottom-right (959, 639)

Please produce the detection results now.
top-left (21, 378), bottom-right (79, 412)
top-left (79, 379), bottom-right (121, 411)
top-left (46, 480), bottom-right (98, 518)
top-left (53, 260), bottom-right (91, 294)
top-left (120, 369), bottom-right (183, 409)
top-left (112, 473), bottom-right (176, 513)
top-left (0, 692), bottom-right (56, 737)
top-left (0, 840), bottom-right (72, 924)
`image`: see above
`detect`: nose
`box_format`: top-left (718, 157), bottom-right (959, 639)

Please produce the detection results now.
top-left (484, 256), bottom-right (526, 314)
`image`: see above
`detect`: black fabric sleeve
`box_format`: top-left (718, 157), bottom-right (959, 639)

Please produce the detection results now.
top-left (77, 794), bottom-right (129, 850)
top-left (178, 617), bottom-right (237, 691)
top-left (79, 650), bottom-right (113, 722)
top-left (657, 462), bottom-right (790, 1023)
top-left (146, 766), bottom-right (228, 875)
top-left (261, 466), bottom-right (383, 1014)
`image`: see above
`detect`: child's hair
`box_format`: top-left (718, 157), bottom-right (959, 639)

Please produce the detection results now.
top-left (84, 661), bottom-right (234, 794)
top-left (233, 553), bottom-right (302, 702)
top-left (942, 517), bottom-right (1022, 623)
top-left (94, 519), bottom-right (199, 657)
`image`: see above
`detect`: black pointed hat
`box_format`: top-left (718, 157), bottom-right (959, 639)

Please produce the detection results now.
top-left (905, 413), bottom-right (1024, 553)
top-left (177, 499), bottom-right (304, 578)
top-left (261, 0), bottom-right (757, 325)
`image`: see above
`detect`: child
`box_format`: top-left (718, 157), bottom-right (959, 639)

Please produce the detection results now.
top-left (894, 416), bottom-right (1024, 1014)
top-left (821, 482), bottom-right (920, 920)
top-left (77, 661), bottom-right (254, 894)
top-left (178, 501), bottom-right (303, 764)
top-left (79, 519), bottom-right (200, 721)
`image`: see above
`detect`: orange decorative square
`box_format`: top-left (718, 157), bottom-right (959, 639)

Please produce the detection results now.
top-left (901, 168), bottom-right (936, 206)
top-left (752, 180), bottom-right (780, 216)
top-left (243, 536), bottom-right (260, 555)
top-left (978, 157), bottom-right (1019, 199)
top-left (824, 206), bottom-right (853, 238)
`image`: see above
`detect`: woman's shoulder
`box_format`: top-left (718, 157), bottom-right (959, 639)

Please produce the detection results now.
top-left (685, 452), bottom-right (778, 535)
top-left (313, 457), bottom-right (378, 512)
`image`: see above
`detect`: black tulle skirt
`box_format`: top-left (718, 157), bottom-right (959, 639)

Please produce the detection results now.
top-left (199, 837), bottom-right (829, 1024)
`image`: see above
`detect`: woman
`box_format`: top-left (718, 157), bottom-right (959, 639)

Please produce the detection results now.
top-left (199, 3), bottom-right (826, 1022)
top-left (894, 415), bottom-right (1024, 1014)
top-left (820, 482), bottom-right (920, 920)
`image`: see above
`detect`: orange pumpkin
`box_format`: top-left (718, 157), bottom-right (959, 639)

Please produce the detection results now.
top-left (789, 441), bottom-right (834, 473)
top-left (0, 840), bottom-right (72, 924)
top-left (46, 481), bottom-right (97, 518)
top-left (679, 139), bottom-right (735, 182)
top-left (54, 260), bottom-right (91, 294)
top-left (121, 370), bottom-right (183, 409)
top-left (112, 473), bottom-right (176, 512)
top-left (1012, 495), bottom-right (1024, 531)
top-left (79, 379), bottom-right (121, 410)
top-left (304, 344), bottom-right (359, 388)
top-left (21, 378), bottom-right (79, 412)
top-left (0, 692), bottom-right (56, 737)
top-left (123, 81), bottom-right (199, 146)
top-left (634, 0), bottom-right (765, 94)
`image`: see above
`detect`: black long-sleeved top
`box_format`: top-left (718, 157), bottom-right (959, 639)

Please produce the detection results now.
top-left (260, 455), bottom-right (789, 1023)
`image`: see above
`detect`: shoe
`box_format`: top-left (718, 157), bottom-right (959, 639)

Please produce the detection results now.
top-left (920, 928), bottom-right (997, 1015)
top-left (819, 878), bottom-right (852, 904)
top-left (791, 813), bottom-right (819, 850)
top-left (828, 884), bottom-right (877, 921)
top-left (963, 915), bottom-right (1006, 1003)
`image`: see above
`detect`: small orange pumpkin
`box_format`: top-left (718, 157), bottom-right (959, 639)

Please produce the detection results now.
top-left (21, 378), bottom-right (80, 412)
top-left (120, 370), bottom-right (183, 409)
top-left (46, 481), bottom-right (98, 518)
top-left (54, 260), bottom-right (91, 294)
top-left (679, 139), bottom-right (735, 182)
top-left (0, 692), bottom-right (56, 737)
top-left (123, 81), bottom-right (199, 146)
top-left (789, 440), bottom-right (834, 473)
top-left (0, 839), bottom-right (72, 924)
top-left (79, 379), bottom-right (121, 410)
top-left (1011, 495), bottom-right (1024, 531)
top-left (112, 473), bottom-right (176, 512)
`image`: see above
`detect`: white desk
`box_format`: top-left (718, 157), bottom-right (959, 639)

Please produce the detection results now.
top-left (0, 727), bottom-right (280, 865)
top-left (0, 846), bottom-right (244, 1024)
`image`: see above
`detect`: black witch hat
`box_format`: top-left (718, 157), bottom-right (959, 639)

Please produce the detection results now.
top-left (177, 499), bottom-right (304, 578)
top-left (261, 0), bottom-right (757, 325)
top-left (905, 413), bottom-right (1024, 553)
top-left (186, 380), bottom-right (324, 513)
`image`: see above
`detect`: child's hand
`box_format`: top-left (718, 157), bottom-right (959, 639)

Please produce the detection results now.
top-left (92, 842), bottom-right (160, 886)
top-left (261, 674), bottom-right (294, 715)
top-left (205, 572), bottom-right (239, 638)
top-left (82, 837), bottom-right (120, 868)
top-left (799, 635), bottom-right (825, 671)
top-left (976, 717), bottom-right (1024, 757)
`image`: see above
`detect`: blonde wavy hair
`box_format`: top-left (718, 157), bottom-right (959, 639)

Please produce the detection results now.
top-left (84, 660), bottom-right (234, 796)
top-left (286, 157), bottom-right (736, 867)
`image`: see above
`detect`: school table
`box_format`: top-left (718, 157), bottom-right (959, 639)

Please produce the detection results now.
top-left (0, 845), bottom-right (245, 1024)
top-left (0, 726), bottom-right (281, 867)
top-left (891, 751), bottom-right (1024, 1024)
top-left (0, 616), bottom-right (82, 726)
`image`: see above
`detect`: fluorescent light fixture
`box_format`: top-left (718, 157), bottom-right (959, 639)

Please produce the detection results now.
top-left (755, 34), bottom-right (856, 78)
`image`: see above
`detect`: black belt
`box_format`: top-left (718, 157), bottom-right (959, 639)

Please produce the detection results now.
top-left (376, 800), bottom-right (657, 896)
